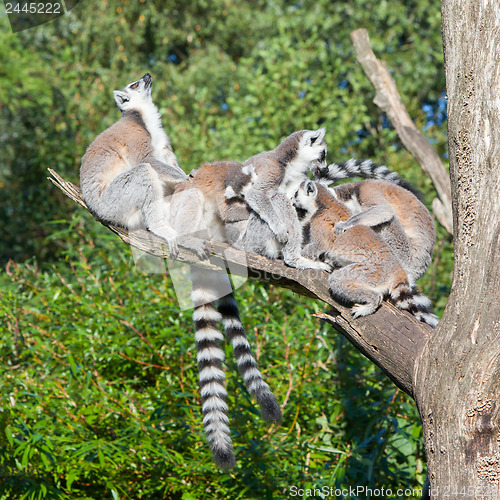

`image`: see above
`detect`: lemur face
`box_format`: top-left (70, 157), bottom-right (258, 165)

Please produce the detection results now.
top-left (292, 180), bottom-right (318, 213)
top-left (312, 161), bottom-right (329, 179)
top-left (113, 73), bottom-right (153, 112)
top-left (298, 128), bottom-right (327, 175)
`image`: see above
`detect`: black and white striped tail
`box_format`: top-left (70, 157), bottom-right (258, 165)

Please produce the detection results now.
top-left (318, 159), bottom-right (422, 198)
top-left (217, 294), bottom-right (282, 423)
top-left (191, 270), bottom-right (235, 469)
top-left (391, 286), bottom-right (439, 327)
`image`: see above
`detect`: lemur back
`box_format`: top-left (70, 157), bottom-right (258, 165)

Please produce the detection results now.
top-left (293, 181), bottom-right (438, 326)
top-left (332, 180), bottom-right (435, 285)
top-left (80, 73), bottom-right (188, 257)
top-left (314, 158), bottom-right (435, 285)
top-left (313, 159), bottom-right (435, 285)
top-left (171, 161), bottom-right (282, 469)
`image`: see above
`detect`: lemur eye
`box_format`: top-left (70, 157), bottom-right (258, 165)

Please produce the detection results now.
top-left (130, 83), bottom-right (139, 89)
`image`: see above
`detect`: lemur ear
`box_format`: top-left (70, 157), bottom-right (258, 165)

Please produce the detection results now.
top-left (113, 91), bottom-right (129, 108)
top-left (308, 127), bottom-right (326, 145)
top-left (241, 163), bottom-right (254, 176)
top-left (306, 181), bottom-right (318, 197)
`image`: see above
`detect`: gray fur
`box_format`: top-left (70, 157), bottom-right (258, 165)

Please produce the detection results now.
top-left (292, 180), bottom-right (438, 326)
top-left (171, 162), bottom-right (282, 469)
top-left (190, 266), bottom-right (282, 469)
top-left (237, 192), bottom-right (330, 270)
top-left (80, 73), bottom-right (187, 257)
top-left (331, 180), bottom-right (435, 286)
top-left (230, 129), bottom-right (331, 271)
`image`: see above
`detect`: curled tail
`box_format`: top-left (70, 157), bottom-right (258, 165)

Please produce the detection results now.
top-left (191, 269), bottom-right (235, 469)
top-left (217, 294), bottom-right (282, 423)
top-left (317, 158), bottom-right (422, 198)
top-left (390, 284), bottom-right (439, 328)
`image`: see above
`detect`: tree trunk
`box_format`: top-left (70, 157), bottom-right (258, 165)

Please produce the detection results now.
top-left (415, 1), bottom-right (500, 495)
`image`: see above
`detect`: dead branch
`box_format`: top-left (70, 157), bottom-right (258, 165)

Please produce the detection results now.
top-left (48, 168), bottom-right (432, 397)
top-left (350, 28), bottom-right (453, 234)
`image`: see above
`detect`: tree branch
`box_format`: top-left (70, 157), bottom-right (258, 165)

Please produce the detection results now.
top-left (48, 168), bottom-right (432, 398)
top-left (350, 28), bottom-right (453, 234)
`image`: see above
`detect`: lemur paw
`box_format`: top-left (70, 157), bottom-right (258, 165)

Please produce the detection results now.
top-left (151, 227), bottom-right (180, 258)
top-left (351, 302), bottom-right (379, 318)
top-left (166, 238), bottom-right (179, 259)
top-left (274, 225), bottom-right (289, 244)
top-left (292, 257), bottom-right (331, 272)
top-left (179, 237), bottom-right (209, 260)
top-left (313, 261), bottom-right (332, 272)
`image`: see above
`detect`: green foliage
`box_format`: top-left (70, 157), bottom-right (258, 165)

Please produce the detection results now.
top-left (0, 0), bottom-right (448, 262)
top-left (0, 0), bottom-right (452, 498)
top-left (0, 218), bottom-right (428, 498)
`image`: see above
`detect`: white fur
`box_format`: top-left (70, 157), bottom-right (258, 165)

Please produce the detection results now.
top-left (199, 365), bottom-right (225, 383)
top-left (225, 186), bottom-right (238, 199)
top-left (221, 317), bottom-right (244, 330)
top-left (282, 129), bottom-right (327, 197)
top-left (229, 334), bottom-right (251, 349)
top-left (197, 347), bottom-right (225, 363)
top-left (201, 382), bottom-right (227, 398)
top-left (417, 313), bottom-right (439, 327)
top-left (201, 396), bottom-right (228, 412)
top-left (242, 368), bottom-right (262, 382)
top-left (193, 307), bottom-right (222, 322)
top-left (192, 288), bottom-right (219, 304)
top-left (341, 196), bottom-right (362, 214)
top-left (204, 416), bottom-right (230, 431)
top-left (352, 302), bottom-right (379, 318)
top-left (410, 294), bottom-right (432, 307)
top-left (236, 354), bottom-right (257, 366)
top-left (247, 380), bottom-right (269, 393)
top-left (195, 328), bottom-right (224, 343)
top-left (281, 158), bottom-right (310, 197)
top-left (138, 100), bottom-right (169, 156)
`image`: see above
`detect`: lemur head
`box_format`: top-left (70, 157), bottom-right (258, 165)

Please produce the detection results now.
top-left (113, 73), bottom-right (153, 112)
top-left (292, 180), bottom-right (318, 220)
top-left (296, 128), bottom-right (327, 174)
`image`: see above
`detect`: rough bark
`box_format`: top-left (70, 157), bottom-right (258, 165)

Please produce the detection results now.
top-left (414, 1), bottom-right (500, 495)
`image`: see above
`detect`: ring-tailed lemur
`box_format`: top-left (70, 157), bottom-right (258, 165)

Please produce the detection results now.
top-left (313, 159), bottom-right (435, 286)
top-left (329, 180), bottom-right (435, 286)
top-left (171, 161), bottom-right (282, 469)
top-left (170, 130), bottom-right (338, 467)
top-left (80, 73), bottom-right (206, 258)
top-left (226, 129), bottom-right (331, 272)
top-left (292, 180), bottom-right (438, 326)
